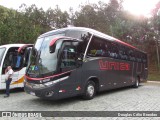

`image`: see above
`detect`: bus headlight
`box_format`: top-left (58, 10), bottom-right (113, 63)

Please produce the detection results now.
top-left (44, 81), bottom-right (54, 86)
top-left (27, 76), bottom-right (69, 89)
top-left (44, 76), bottom-right (69, 86)
top-left (32, 84), bottom-right (45, 89)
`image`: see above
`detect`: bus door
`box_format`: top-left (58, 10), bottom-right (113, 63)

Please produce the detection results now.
top-left (1, 47), bottom-right (20, 88)
top-left (17, 44), bottom-right (33, 87)
top-left (58, 40), bottom-right (82, 98)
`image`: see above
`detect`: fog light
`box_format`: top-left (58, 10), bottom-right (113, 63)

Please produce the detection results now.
top-left (45, 91), bottom-right (54, 97)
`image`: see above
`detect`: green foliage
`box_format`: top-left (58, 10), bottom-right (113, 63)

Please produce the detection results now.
top-left (0, 4), bottom-right (69, 45)
top-left (148, 71), bottom-right (160, 81)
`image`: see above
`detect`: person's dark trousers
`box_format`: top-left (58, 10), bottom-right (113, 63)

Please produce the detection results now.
top-left (6, 78), bottom-right (12, 96)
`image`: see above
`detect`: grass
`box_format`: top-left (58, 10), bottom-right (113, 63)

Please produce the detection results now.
top-left (148, 71), bottom-right (160, 81)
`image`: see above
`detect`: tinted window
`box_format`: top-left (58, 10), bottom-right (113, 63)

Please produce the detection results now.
top-left (109, 42), bottom-right (119, 59)
top-left (135, 52), bottom-right (142, 62)
top-left (66, 31), bottom-right (91, 54)
top-left (87, 37), bottom-right (106, 57)
top-left (142, 53), bottom-right (147, 63)
top-left (61, 46), bottom-right (76, 67)
top-left (128, 49), bottom-right (136, 61)
top-left (60, 42), bottom-right (78, 72)
top-left (118, 45), bottom-right (128, 60)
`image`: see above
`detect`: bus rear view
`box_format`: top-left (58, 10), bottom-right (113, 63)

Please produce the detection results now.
top-left (24, 27), bottom-right (148, 100)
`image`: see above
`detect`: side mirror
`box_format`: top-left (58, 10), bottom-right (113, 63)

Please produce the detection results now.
top-left (49, 39), bottom-right (58, 53)
top-left (17, 44), bottom-right (33, 67)
top-left (18, 44), bottom-right (33, 54)
top-left (23, 47), bottom-right (32, 66)
top-left (49, 45), bottom-right (56, 53)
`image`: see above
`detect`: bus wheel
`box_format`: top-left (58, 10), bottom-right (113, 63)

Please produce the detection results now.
top-left (133, 77), bottom-right (140, 88)
top-left (83, 81), bottom-right (96, 100)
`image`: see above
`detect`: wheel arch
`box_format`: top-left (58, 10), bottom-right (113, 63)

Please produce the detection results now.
top-left (85, 76), bottom-right (100, 92)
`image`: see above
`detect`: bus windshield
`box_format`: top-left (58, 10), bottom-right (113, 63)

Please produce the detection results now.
top-left (26, 34), bottom-right (64, 78)
top-left (0, 47), bottom-right (6, 66)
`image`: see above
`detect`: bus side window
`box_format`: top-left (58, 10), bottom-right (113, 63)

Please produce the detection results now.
top-left (109, 43), bottom-right (114, 58)
top-left (119, 45), bottom-right (127, 60)
top-left (130, 50), bottom-right (136, 61)
top-left (128, 50), bottom-right (132, 61)
top-left (135, 52), bottom-right (139, 62)
top-left (114, 43), bottom-right (119, 59)
top-left (61, 47), bottom-right (76, 67)
top-left (103, 41), bottom-right (111, 57)
top-left (124, 47), bottom-right (128, 60)
top-left (87, 37), bottom-right (106, 57)
top-left (140, 53), bottom-right (143, 63)
top-left (118, 45), bottom-right (123, 60)
top-left (60, 42), bottom-right (78, 72)
top-left (136, 52), bottom-right (141, 62)
top-left (108, 42), bottom-right (118, 59)
top-left (109, 43), bottom-right (112, 58)
top-left (142, 54), bottom-right (147, 63)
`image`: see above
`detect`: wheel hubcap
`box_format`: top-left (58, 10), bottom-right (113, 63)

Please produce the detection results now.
top-left (136, 80), bottom-right (139, 86)
top-left (87, 85), bottom-right (94, 97)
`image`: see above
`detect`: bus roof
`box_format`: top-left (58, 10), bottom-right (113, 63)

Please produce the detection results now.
top-left (0, 44), bottom-right (25, 49)
top-left (39, 27), bottom-right (115, 40)
top-left (39, 27), bottom-right (146, 54)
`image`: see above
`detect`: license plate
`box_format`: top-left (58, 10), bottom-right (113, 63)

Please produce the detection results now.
top-left (30, 91), bottom-right (35, 96)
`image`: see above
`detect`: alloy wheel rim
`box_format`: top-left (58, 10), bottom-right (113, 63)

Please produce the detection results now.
top-left (87, 84), bottom-right (94, 97)
top-left (136, 80), bottom-right (139, 86)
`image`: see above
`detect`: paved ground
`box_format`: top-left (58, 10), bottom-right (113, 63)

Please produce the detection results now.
top-left (0, 81), bottom-right (160, 120)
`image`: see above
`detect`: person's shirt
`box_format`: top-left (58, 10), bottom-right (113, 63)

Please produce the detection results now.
top-left (5, 69), bottom-right (14, 79)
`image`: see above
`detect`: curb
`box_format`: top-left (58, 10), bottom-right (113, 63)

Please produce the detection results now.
top-left (147, 81), bottom-right (160, 83)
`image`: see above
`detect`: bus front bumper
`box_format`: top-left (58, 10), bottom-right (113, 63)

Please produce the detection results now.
top-left (24, 81), bottom-right (60, 100)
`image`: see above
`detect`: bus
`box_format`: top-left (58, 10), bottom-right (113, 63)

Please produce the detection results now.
top-left (0, 44), bottom-right (32, 90)
top-left (24, 27), bottom-right (148, 100)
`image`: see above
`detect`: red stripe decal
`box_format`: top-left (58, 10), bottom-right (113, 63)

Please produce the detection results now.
top-left (18, 44), bottom-right (33, 53)
top-left (49, 36), bottom-right (73, 46)
top-left (116, 39), bottom-right (137, 50)
top-left (25, 70), bottom-right (74, 81)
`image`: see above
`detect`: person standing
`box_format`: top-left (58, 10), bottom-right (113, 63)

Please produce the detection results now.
top-left (4, 66), bottom-right (13, 98)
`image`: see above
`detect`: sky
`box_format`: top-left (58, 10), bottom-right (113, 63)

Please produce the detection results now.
top-left (0, 0), bottom-right (159, 16)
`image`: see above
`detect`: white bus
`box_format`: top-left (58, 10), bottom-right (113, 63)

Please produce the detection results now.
top-left (0, 44), bottom-right (32, 90)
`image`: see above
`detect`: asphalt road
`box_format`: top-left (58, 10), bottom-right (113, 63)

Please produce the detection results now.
top-left (0, 82), bottom-right (160, 119)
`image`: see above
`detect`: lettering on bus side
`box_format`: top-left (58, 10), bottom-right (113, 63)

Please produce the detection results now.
top-left (99, 60), bottom-right (130, 71)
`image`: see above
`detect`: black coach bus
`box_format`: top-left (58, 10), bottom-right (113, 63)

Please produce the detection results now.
top-left (23, 27), bottom-right (148, 100)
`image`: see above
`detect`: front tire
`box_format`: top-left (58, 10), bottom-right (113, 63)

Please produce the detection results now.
top-left (83, 81), bottom-right (96, 100)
